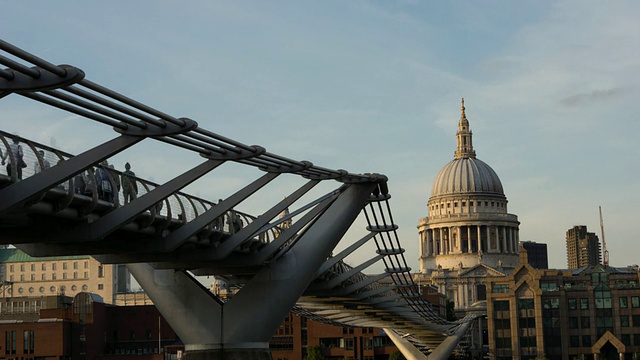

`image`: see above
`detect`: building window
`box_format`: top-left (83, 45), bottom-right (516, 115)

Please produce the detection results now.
top-left (30, 274), bottom-right (35, 281)
top-left (594, 284), bottom-right (612, 309)
top-left (39, 287), bottom-right (44, 293)
top-left (633, 315), bottom-right (640, 327)
top-left (52, 273), bottom-right (57, 280)
top-left (581, 316), bottom-right (590, 328)
top-left (7, 330), bottom-right (17, 354)
top-left (84, 271), bottom-right (88, 279)
top-left (73, 262), bottom-right (78, 269)
top-left (62, 273), bottom-right (67, 280)
top-left (84, 261), bottom-right (88, 269)
top-left (63, 262), bottom-right (68, 270)
top-left (50, 286), bottom-right (56, 293)
top-left (23, 330), bottom-right (29, 353)
top-left (568, 298), bottom-right (577, 310)
top-left (476, 284), bottom-right (487, 301)
top-left (30, 264), bottom-right (35, 271)
top-left (73, 272), bottom-right (78, 279)
top-left (570, 336), bottom-right (580, 348)
top-left (41, 263), bottom-right (46, 271)
top-left (9, 265), bottom-right (13, 272)
top-left (492, 284), bottom-right (509, 293)
top-left (71, 285), bottom-right (77, 292)
top-left (569, 317), bottom-right (578, 329)
top-left (20, 264), bottom-right (24, 272)
top-left (542, 298), bottom-right (560, 309)
top-left (98, 284), bottom-right (104, 290)
top-left (540, 282), bottom-right (559, 292)
top-left (470, 201), bottom-right (474, 206)
top-left (580, 298), bottom-right (589, 309)
top-left (631, 296), bottom-right (640, 308)
top-left (52, 263), bottom-right (56, 270)
top-left (620, 296), bottom-right (628, 308)
top-left (620, 315), bottom-right (629, 327)
top-left (9, 275), bottom-right (13, 281)
top-left (98, 265), bottom-right (104, 278)
top-left (582, 335), bottom-right (591, 347)
top-left (20, 275), bottom-right (24, 281)
top-left (344, 338), bottom-right (354, 350)
top-left (621, 334), bottom-right (631, 346)
top-left (41, 274), bottom-right (45, 281)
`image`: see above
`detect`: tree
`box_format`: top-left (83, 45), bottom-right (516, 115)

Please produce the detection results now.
top-left (304, 346), bottom-right (325, 360)
top-left (389, 350), bottom-right (405, 360)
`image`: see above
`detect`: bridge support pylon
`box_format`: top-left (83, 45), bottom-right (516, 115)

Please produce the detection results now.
top-left (128, 182), bottom-right (377, 360)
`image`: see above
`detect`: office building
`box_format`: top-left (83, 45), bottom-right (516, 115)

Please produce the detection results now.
top-left (486, 250), bottom-right (640, 360)
top-left (566, 226), bottom-right (601, 269)
top-left (0, 248), bottom-right (130, 304)
top-left (521, 241), bottom-right (549, 269)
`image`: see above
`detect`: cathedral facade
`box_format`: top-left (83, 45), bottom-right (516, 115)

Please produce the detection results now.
top-left (416, 100), bottom-right (520, 313)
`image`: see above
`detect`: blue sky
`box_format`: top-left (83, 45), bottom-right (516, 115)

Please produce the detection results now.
top-left (1, 1), bottom-right (639, 271)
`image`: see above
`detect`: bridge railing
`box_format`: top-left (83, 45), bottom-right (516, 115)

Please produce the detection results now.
top-left (0, 129), bottom-right (278, 245)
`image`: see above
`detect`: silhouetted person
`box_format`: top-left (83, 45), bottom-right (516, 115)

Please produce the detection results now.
top-left (1, 138), bottom-right (25, 180)
top-left (34, 150), bottom-right (51, 174)
top-left (121, 162), bottom-right (138, 204)
top-left (96, 161), bottom-right (115, 203)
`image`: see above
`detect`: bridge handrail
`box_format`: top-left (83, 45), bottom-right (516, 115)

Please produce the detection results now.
top-left (0, 129), bottom-right (279, 244)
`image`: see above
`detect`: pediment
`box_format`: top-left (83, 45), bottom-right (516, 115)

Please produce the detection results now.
top-left (458, 263), bottom-right (506, 278)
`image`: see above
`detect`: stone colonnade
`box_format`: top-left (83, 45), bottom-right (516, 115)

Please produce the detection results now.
top-left (420, 224), bottom-right (519, 257)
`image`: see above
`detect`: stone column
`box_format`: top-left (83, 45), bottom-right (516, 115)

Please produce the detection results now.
top-left (426, 230), bottom-right (432, 257)
top-left (485, 226), bottom-right (490, 253)
top-left (419, 231), bottom-right (424, 257)
top-left (476, 226), bottom-right (482, 253)
top-left (439, 228), bottom-right (444, 255)
top-left (501, 227), bottom-right (506, 253)
top-left (467, 226), bottom-right (472, 253)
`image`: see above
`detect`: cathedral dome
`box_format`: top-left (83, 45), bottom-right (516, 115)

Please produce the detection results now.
top-left (430, 157), bottom-right (504, 198)
top-left (429, 98), bottom-right (504, 199)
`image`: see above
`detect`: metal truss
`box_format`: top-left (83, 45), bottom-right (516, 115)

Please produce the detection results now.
top-left (0, 38), bottom-right (473, 358)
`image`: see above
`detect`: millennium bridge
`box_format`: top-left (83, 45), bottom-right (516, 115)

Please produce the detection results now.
top-left (0, 39), bottom-right (474, 360)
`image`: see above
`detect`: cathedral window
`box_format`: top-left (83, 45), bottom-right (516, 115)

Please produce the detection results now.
top-left (470, 201), bottom-right (474, 206)
top-left (462, 201), bottom-right (466, 207)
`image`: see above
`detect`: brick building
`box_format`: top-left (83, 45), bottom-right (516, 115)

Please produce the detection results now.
top-left (0, 292), bottom-right (181, 360)
top-left (270, 313), bottom-right (397, 360)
